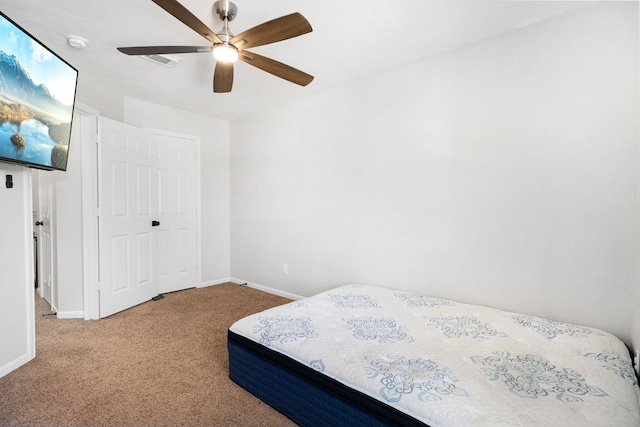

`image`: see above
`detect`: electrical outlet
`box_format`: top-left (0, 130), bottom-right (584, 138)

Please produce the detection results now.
top-left (634, 349), bottom-right (640, 376)
top-left (282, 263), bottom-right (288, 275)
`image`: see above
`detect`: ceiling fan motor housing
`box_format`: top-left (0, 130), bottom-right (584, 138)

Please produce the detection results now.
top-left (214, 0), bottom-right (237, 22)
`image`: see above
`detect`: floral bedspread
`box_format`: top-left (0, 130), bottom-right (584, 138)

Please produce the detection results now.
top-left (229, 284), bottom-right (640, 427)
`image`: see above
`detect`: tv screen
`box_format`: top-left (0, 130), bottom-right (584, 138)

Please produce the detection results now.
top-left (0, 11), bottom-right (78, 171)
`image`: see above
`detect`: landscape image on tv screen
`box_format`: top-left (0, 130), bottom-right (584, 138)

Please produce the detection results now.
top-left (0, 11), bottom-right (78, 171)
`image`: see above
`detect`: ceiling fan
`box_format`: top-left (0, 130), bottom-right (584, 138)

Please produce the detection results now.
top-left (117, 0), bottom-right (314, 93)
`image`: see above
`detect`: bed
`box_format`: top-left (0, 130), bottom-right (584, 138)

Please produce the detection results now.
top-left (228, 284), bottom-right (640, 427)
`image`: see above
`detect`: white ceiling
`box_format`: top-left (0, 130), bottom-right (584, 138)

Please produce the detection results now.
top-left (0, 0), bottom-right (592, 120)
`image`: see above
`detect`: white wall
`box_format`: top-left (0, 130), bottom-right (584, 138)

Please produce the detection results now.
top-left (75, 73), bottom-right (125, 122)
top-left (50, 108), bottom-right (88, 315)
top-left (0, 166), bottom-right (35, 377)
top-left (633, 0), bottom-right (640, 363)
top-left (230, 2), bottom-right (639, 345)
top-left (124, 98), bottom-right (231, 284)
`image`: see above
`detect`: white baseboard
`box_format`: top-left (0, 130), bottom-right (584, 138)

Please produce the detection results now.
top-left (0, 352), bottom-right (33, 378)
top-left (230, 278), bottom-right (304, 301)
top-left (198, 277), bottom-right (232, 288)
top-left (56, 311), bottom-right (84, 319)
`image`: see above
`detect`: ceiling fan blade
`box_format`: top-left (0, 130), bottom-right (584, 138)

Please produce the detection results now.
top-left (117, 46), bottom-right (212, 55)
top-left (151, 0), bottom-right (222, 44)
top-left (239, 50), bottom-right (313, 87)
top-left (231, 13), bottom-right (312, 50)
top-left (214, 62), bottom-right (234, 93)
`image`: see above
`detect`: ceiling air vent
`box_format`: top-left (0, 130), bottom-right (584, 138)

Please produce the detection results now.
top-left (141, 54), bottom-right (182, 68)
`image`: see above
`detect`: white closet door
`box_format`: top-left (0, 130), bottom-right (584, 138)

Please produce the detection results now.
top-left (156, 132), bottom-right (198, 294)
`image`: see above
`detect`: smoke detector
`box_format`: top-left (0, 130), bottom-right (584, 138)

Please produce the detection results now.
top-left (66, 35), bottom-right (88, 49)
top-left (141, 54), bottom-right (182, 68)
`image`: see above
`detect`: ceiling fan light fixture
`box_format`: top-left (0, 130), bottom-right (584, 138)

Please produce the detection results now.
top-left (212, 43), bottom-right (238, 63)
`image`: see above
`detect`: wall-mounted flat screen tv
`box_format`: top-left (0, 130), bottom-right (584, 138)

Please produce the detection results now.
top-left (0, 11), bottom-right (78, 171)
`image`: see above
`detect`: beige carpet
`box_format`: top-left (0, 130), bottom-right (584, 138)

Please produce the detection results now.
top-left (0, 283), bottom-right (298, 427)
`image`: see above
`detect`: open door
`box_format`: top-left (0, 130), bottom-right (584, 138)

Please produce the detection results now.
top-left (33, 169), bottom-right (56, 311)
top-left (98, 117), bottom-right (158, 317)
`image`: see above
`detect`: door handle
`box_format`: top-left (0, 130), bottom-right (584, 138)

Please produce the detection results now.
top-left (152, 220), bottom-right (160, 227)
top-left (35, 221), bottom-right (44, 226)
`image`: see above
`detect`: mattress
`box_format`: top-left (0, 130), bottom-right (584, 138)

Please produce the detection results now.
top-left (228, 284), bottom-right (640, 427)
